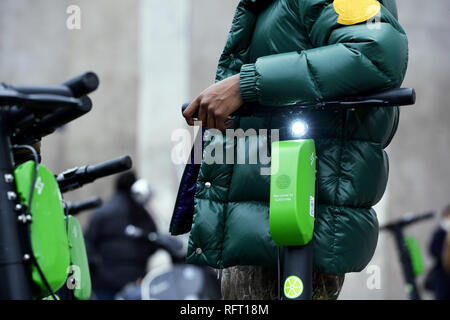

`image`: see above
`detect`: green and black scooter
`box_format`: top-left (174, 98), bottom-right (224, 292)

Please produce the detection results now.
top-left (183, 87), bottom-right (416, 300)
top-left (0, 72), bottom-right (132, 300)
top-left (381, 211), bottom-right (434, 300)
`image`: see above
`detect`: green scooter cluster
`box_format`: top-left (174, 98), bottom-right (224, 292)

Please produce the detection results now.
top-left (0, 72), bottom-right (132, 300)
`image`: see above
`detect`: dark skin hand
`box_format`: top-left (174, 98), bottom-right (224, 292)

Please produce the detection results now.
top-left (183, 74), bottom-right (243, 130)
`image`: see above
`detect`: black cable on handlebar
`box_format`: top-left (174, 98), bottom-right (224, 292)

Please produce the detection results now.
top-left (56, 155), bottom-right (133, 193)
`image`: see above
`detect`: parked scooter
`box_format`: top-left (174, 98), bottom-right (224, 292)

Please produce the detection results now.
top-left (0, 72), bottom-right (132, 300)
top-left (115, 225), bottom-right (221, 300)
top-left (381, 211), bottom-right (435, 300)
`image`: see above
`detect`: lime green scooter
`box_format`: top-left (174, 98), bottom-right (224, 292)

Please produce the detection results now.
top-left (183, 87), bottom-right (416, 300)
top-left (0, 72), bottom-right (132, 300)
top-left (267, 88), bottom-right (416, 300)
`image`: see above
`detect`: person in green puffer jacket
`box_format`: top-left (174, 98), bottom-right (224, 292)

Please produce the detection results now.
top-left (171, 0), bottom-right (408, 299)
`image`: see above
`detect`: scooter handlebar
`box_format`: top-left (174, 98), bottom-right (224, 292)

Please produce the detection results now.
top-left (402, 211), bottom-right (435, 226)
top-left (66, 197), bottom-right (103, 216)
top-left (125, 226), bottom-right (186, 262)
top-left (86, 155), bottom-right (132, 180)
top-left (12, 96), bottom-right (92, 145)
top-left (353, 87), bottom-right (416, 107)
top-left (57, 155), bottom-right (133, 193)
top-left (62, 71), bottom-right (100, 98)
top-left (381, 211), bottom-right (435, 230)
top-left (0, 89), bottom-right (84, 111)
top-left (181, 87), bottom-right (416, 118)
top-left (9, 71), bottom-right (99, 99)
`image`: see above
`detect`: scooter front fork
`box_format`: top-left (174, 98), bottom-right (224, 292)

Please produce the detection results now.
top-left (279, 241), bottom-right (313, 300)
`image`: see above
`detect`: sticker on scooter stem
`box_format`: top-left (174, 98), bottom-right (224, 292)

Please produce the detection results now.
top-left (284, 276), bottom-right (304, 299)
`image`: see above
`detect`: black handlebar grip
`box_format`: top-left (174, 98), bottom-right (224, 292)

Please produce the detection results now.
top-left (86, 155), bottom-right (132, 180)
top-left (33, 95), bottom-right (92, 128)
top-left (357, 88), bottom-right (416, 107)
top-left (79, 95), bottom-right (93, 110)
top-left (67, 197), bottom-right (103, 215)
top-left (63, 71), bottom-right (99, 98)
top-left (182, 102), bottom-right (190, 115)
top-left (11, 72), bottom-right (99, 98)
top-left (12, 85), bottom-right (73, 97)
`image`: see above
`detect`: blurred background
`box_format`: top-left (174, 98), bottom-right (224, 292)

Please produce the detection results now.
top-left (0, 0), bottom-right (449, 299)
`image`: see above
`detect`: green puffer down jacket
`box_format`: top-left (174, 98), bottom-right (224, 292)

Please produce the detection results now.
top-left (172, 0), bottom-right (408, 275)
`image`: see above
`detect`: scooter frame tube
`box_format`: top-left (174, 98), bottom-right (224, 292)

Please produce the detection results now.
top-left (0, 112), bottom-right (33, 299)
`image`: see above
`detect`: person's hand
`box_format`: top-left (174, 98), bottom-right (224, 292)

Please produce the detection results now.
top-left (183, 74), bottom-right (243, 130)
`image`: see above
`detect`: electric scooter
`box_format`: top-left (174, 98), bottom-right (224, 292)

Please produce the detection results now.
top-left (0, 72), bottom-right (133, 300)
top-left (380, 211), bottom-right (434, 300)
top-left (182, 87), bottom-right (416, 300)
top-left (117, 225), bottom-right (221, 300)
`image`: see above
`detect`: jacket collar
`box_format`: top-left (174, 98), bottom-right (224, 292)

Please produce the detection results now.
top-left (215, 0), bottom-right (278, 81)
top-left (217, 0), bottom-right (274, 62)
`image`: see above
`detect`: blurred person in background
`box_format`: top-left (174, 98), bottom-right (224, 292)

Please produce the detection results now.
top-left (85, 171), bottom-right (158, 300)
top-left (428, 205), bottom-right (450, 300)
top-left (443, 232), bottom-right (450, 274)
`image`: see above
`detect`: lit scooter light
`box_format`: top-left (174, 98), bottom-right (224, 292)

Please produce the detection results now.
top-left (291, 120), bottom-right (308, 137)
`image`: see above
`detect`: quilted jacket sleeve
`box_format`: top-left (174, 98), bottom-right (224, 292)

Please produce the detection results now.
top-left (239, 0), bottom-right (409, 106)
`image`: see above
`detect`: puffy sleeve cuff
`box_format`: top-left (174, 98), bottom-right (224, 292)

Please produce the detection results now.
top-left (239, 63), bottom-right (258, 102)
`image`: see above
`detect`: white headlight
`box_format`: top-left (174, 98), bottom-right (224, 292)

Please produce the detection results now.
top-left (291, 120), bottom-right (308, 137)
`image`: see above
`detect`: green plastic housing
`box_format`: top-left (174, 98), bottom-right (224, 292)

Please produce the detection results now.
top-left (269, 140), bottom-right (316, 246)
top-left (14, 161), bottom-right (70, 297)
top-left (67, 215), bottom-right (92, 300)
top-left (405, 236), bottom-right (424, 276)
